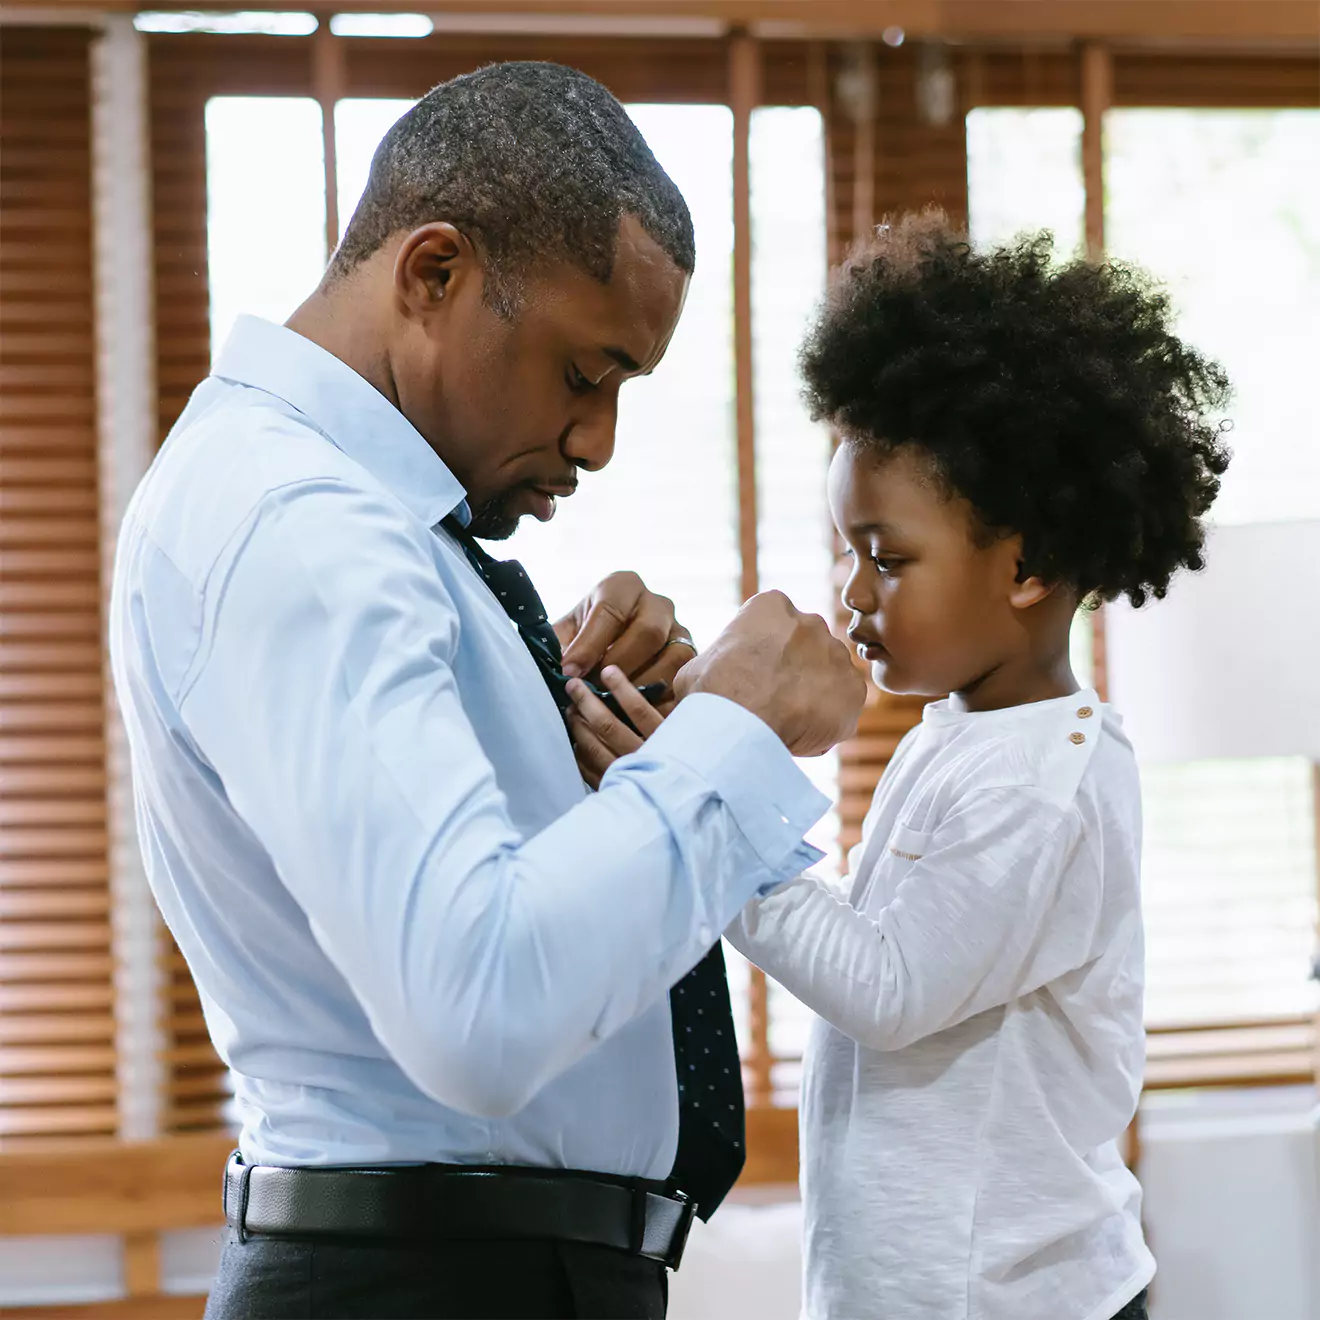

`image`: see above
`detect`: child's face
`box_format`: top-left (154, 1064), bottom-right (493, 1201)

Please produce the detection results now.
top-left (829, 443), bottom-right (1033, 698)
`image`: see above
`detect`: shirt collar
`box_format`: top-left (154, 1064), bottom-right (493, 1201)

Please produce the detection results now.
top-left (925, 687), bottom-right (1102, 726)
top-left (211, 314), bottom-right (469, 529)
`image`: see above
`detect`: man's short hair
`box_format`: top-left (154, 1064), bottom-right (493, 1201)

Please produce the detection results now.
top-left (331, 60), bottom-right (695, 315)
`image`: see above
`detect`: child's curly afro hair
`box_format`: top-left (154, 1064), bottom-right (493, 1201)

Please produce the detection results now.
top-left (800, 210), bottom-right (1232, 606)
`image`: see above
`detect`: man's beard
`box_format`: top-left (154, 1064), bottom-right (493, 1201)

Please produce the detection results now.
top-left (467, 490), bottom-right (522, 541)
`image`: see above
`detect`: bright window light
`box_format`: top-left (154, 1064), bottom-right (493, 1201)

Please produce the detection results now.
top-left (329, 13), bottom-right (433, 38)
top-left (205, 97), bottom-right (326, 359)
top-left (966, 106), bottom-right (1085, 257)
top-left (1106, 109), bottom-right (1320, 525)
top-left (335, 98), bottom-right (418, 229)
top-left (501, 104), bottom-right (742, 654)
top-left (134, 11), bottom-right (317, 35)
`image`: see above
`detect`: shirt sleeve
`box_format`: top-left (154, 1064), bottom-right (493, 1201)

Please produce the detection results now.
top-left (176, 478), bottom-right (828, 1118)
top-left (726, 786), bottom-right (1102, 1052)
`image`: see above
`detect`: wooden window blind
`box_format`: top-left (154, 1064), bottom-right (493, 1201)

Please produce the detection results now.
top-left (822, 41), bottom-right (969, 859)
top-left (0, 25), bottom-right (118, 1145)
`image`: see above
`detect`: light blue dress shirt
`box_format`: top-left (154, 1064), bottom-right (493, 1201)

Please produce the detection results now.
top-left (110, 315), bottom-right (829, 1175)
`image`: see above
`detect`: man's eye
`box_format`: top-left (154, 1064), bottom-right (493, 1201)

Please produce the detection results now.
top-left (567, 364), bottom-right (596, 394)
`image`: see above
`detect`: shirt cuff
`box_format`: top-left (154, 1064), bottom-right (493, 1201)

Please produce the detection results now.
top-left (642, 692), bottom-right (831, 879)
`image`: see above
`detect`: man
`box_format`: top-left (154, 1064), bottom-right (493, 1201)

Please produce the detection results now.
top-left (111, 62), bottom-right (864, 1319)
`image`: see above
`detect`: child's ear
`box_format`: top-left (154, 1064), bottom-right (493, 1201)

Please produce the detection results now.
top-left (1010, 562), bottom-right (1054, 610)
top-left (994, 535), bottom-right (1053, 610)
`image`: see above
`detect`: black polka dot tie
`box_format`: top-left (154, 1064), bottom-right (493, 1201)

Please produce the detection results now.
top-left (442, 515), bottom-right (746, 1220)
top-left (442, 516), bottom-right (665, 732)
top-left (666, 940), bottom-right (745, 1219)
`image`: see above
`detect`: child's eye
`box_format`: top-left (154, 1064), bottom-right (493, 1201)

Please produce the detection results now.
top-left (566, 364), bottom-right (596, 394)
top-left (871, 556), bottom-right (905, 576)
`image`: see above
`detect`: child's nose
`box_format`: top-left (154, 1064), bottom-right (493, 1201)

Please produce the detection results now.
top-left (841, 565), bottom-right (877, 616)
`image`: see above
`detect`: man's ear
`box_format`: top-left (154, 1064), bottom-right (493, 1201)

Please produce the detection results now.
top-left (392, 222), bottom-right (477, 315)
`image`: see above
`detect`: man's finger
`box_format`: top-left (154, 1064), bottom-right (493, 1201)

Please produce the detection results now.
top-left (599, 666), bottom-right (665, 738)
top-left (631, 637), bottom-right (697, 692)
top-left (566, 677), bottom-right (644, 757)
top-left (567, 711), bottom-right (614, 785)
top-left (559, 576), bottom-right (644, 677)
top-left (596, 593), bottom-right (675, 679)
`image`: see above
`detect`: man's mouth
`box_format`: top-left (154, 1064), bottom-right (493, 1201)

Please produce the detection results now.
top-left (526, 483), bottom-right (577, 523)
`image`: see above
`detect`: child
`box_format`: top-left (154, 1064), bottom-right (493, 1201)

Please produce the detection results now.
top-left (568, 210), bottom-right (1230, 1320)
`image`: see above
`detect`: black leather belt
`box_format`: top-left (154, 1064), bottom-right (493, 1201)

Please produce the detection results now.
top-left (223, 1152), bottom-right (697, 1271)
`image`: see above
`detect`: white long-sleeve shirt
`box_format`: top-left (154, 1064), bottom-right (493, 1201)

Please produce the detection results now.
top-left (729, 690), bottom-right (1154, 1320)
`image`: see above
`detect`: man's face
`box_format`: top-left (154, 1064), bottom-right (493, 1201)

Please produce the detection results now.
top-left (391, 215), bottom-right (689, 539)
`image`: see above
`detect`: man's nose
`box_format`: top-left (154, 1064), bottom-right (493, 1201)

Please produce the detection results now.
top-left (564, 394), bottom-right (618, 473)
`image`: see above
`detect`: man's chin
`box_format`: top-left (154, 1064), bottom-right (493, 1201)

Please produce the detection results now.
top-left (466, 502), bottom-right (521, 541)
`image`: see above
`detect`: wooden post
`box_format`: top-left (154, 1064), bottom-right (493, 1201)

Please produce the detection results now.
top-left (850, 42), bottom-right (877, 247)
top-left (807, 41), bottom-right (838, 269)
top-left (729, 28), bottom-right (773, 1110)
top-left (1081, 42), bottom-right (1111, 263)
top-left (313, 21), bottom-right (346, 259)
top-left (730, 28), bottom-right (760, 609)
top-left (1081, 41), bottom-right (1112, 703)
top-left (123, 1232), bottom-right (161, 1298)
top-left (1082, 51), bottom-right (1134, 1230)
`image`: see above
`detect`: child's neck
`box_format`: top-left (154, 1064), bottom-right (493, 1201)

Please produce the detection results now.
top-left (953, 650), bottom-right (1081, 714)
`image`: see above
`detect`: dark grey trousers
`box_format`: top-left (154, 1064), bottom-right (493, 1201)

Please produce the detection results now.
top-left (203, 1229), bottom-right (667, 1320)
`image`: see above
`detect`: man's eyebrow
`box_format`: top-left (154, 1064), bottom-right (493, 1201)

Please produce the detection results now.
top-left (604, 346), bottom-right (643, 373)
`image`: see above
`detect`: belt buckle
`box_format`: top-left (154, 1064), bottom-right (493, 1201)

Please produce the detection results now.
top-left (665, 1191), bottom-right (697, 1272)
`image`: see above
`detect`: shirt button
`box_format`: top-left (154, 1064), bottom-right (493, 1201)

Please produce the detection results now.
top-left (1077, 706), bottom-right (1094, 719)
top-left (699, 925), bottom-right (713, 944)
top-left (1069, 732), bottom-right (1086, 745)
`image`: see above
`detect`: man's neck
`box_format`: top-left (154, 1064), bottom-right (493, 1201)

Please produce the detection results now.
top-left (285, 276), bottom-right (400, 413)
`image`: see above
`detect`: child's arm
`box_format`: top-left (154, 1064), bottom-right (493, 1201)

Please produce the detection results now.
top-left (727, 787), bottom-right (1110, 1051)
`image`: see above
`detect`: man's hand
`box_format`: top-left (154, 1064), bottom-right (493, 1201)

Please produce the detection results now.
top-left (553, 571), bottom-right (695, 698)
top-left (674, 591), bottom-right (865, 756)
top-left (566, 667), bottom-right (667, 790)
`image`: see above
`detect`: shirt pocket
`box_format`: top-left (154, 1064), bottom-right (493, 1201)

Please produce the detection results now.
top-left (854, 822), bottom-right (932, 911)
top-left (886, 822), bottom-right (931, 865)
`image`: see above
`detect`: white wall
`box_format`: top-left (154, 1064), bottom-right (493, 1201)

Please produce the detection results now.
top-left (1106, 521), bottom-right (1320, 764)
top-left (1140, 1087), bottom-right (1319, 1320)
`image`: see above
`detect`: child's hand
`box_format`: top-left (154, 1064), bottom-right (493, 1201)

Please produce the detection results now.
top-left (567, 666), bottom-right (666, 789)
